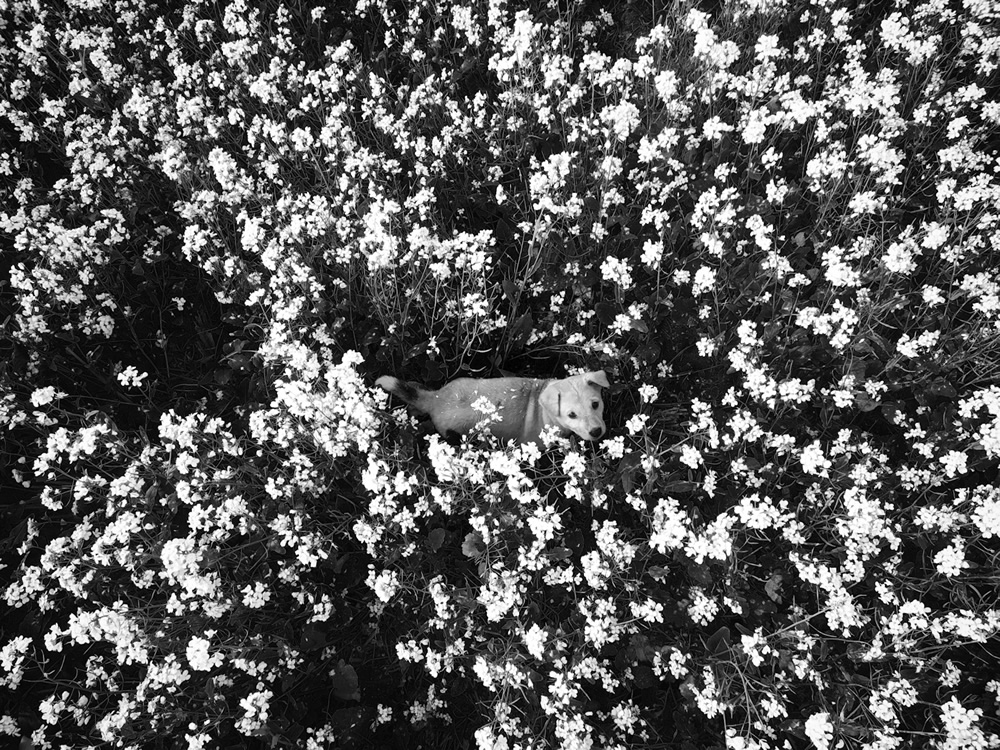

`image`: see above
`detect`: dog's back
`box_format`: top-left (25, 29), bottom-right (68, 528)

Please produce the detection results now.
top-left (377, 371), bottom-right (608, 445)
top-left (376, 375), bottom-right (545, 443)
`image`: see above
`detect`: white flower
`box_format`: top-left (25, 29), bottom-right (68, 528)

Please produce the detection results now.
top-left (972, 490), bottom-right (1000, 538)
top-left (687, 587), bottom-right (719, 625)
top-left (882, 237), bottom-right (918, 274)
top-left (922, 222), bottom-right (949, 250)
top-left (185, 636), bottom-right (224, 672)
top-left (117, 365), bottom-right (148, 388)
top-left (641, 240), bottom-right (663, 268)
top-left (30, 387), bottom-right (62, 407)
top-left (704, 115), bottom-right (734, 140)
top-left (692, 266), bottom-right (716, 296)
top-left (650, 497), bottom-right (688, 552)
top-left (523, 624), bottom-right (547, 660)
top-left (740, 629), bottom-right (772, 667)
top-left (922, 286), bottom-right (945, 306)
top-left (896, 330), bottom-right (940, 359)
top-left (475, 725), bottom-right (510, 750)
top-left (236, 688), bottom-right (273, 736)
top-left (0, 715), bottom-right (18, 736)
top-left (934, 539), bottom-right (969, 577)
top-left (799, 441), bottom-right (831, 476)
top-left (603, 100), bottom-right (640, 141)
top-left (690, 664), bottom-right (725, 718)
top-left (935, 697), bottom-right (997, 750)
top-left (679, 444), bottom-right (703, 469)
top-left (742, 108), bottom-right (769, 144)
top-left (939, 450), bottom-right (968, 478)
top-left (941, 660), bottom-right (962, 688)
top-left (369, 569), bottom-right (400, 603)
top-left (667, 650), bottom-right (689, 679)
top-left (581, 550), bottom-right (611, 589)
top-left (696, 337), bottom-right (718, 357)
top-left (804, 711), bottom-right (834, 750)
top-left (625, 413), bottom-right (649, 434)
top-left (601, 256), bottom-right (634, 288)
top-left (241, 582), bottom-right (270, 608)
top-left (0, 636), bottom-right (32, 690)
top-left (653, 69), bottom-right (678, 101)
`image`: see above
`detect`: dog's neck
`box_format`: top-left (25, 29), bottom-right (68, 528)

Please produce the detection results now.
top-left (529, 379), bottom-right (567, 443)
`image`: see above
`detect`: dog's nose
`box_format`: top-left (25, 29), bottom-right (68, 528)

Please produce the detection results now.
top-left (589, 426), bottom-right (604, 438)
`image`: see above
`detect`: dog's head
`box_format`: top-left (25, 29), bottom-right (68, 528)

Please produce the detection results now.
top-left (539, 371), bottom-right (610, 441)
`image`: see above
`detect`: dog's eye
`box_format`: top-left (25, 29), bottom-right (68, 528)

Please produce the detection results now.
top-left (567, 411), bottom-right (577, 419)
top-left (592, 401), bottom-right (599, 409)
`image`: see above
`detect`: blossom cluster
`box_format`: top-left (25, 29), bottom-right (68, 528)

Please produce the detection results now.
top-left (2, 0), bottom-right (1000, 748)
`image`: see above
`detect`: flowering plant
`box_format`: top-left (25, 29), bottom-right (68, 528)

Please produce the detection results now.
top-left (2, 0), bottom-right (999, 748)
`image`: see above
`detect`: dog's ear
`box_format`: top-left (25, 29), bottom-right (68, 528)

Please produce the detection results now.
top-left (585, 370), bottom-right (610, 389)
top-left (539, 381), bottom-right (563, 416)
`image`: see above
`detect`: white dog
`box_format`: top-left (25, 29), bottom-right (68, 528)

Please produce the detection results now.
top-left (375, 371), bottom-right (610, 445)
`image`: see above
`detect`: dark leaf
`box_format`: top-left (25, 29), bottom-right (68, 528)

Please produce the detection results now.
top-left (706, 626), bottom-right (730, 656)
top-left (331, 661), bottom-right (360, 702)
top-left (300, 625), bottom-right (326, 651)
top-left (509, 312), bottom-right (533, 351)
top-left (428, 527), bottom-right (446, 552)
top-left (765, 572), bottom-right (784, 603)
top-left (595, 302), bottom-right (617, 325)
top-left (688, 561), bottom-right (713, 586)
top-left (632, 664), bottom-right (657, 689)
top-left (854, 392), bottom-right (879, 412)
top-left (462, 532), bottom-right (484, 558)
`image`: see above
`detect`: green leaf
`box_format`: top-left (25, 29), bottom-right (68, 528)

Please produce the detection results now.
top-left (854, 392), bottom-right (879, 412)
top-left (428, 527), bottom-right (446, 552)
top-left (595, 302), bottom-right (617, 325)
top-left (462, 531), bottom-right (484, 558)
top-left (509, 312), bottom-right (533, 351)
top-left (300, 625), bottom-right (326, 651)
top-left (632, 664), bottom-right (656, 689)
top-left (662, 480), bottom-right (699, 494)
top-left (687, 561), bottom-right (713, 586)
top-left (330, 661), bottom-right (360, 702)
top-left (648, 565), bottom-right (669, 582)
top-left (764, 572), bottom-right (783, 603)
top-left (706, 626), bottom-right (730, 657)
top-left (925, 377), bottom-right (957, 399)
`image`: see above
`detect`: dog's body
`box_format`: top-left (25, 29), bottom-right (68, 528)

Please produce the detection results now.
top-left (376, 371), bottom-right (609, 445)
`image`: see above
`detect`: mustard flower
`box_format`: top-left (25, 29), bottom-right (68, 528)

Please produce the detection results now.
top-left (804, 712), bottom-right (833, 750)
top-left (185, 636), bottom-right (224, 672)
top-left (0, 636), bottom-right (31, 690)
top-left (799, 441), bottom-right (831, 476)
top-left (935, 697), bottom-right (998, 750)
top-left (236, 688), bottom-right (273, 736)
top-left (523, 623), bottom-right (547, 661)
top-left (934, 539), bottom-right (969, 577)
top-left (691, 666), bottom-right (726, 718)
top-left (687, 587), bottom-right (719, 626)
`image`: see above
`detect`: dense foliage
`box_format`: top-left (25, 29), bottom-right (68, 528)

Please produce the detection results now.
top-left (2, 0), bottom-right (999, 748)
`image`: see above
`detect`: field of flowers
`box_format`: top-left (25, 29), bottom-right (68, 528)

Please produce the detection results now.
top-left (2, 0), bottom-right (1000, 747)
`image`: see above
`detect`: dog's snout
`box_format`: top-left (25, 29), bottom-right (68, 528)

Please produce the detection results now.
top-left (589, 426), bottom-right (604, 438)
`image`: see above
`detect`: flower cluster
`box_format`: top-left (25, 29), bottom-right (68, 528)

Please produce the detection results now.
top-left (2, 0), bottom-right (1000, 748)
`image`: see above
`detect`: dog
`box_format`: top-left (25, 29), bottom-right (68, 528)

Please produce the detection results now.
top-left (375, 371), bottom-right (610, 445)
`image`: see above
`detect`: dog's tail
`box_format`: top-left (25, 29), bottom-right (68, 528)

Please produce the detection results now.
top-left (375, 376), bottom-right (431, 414)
